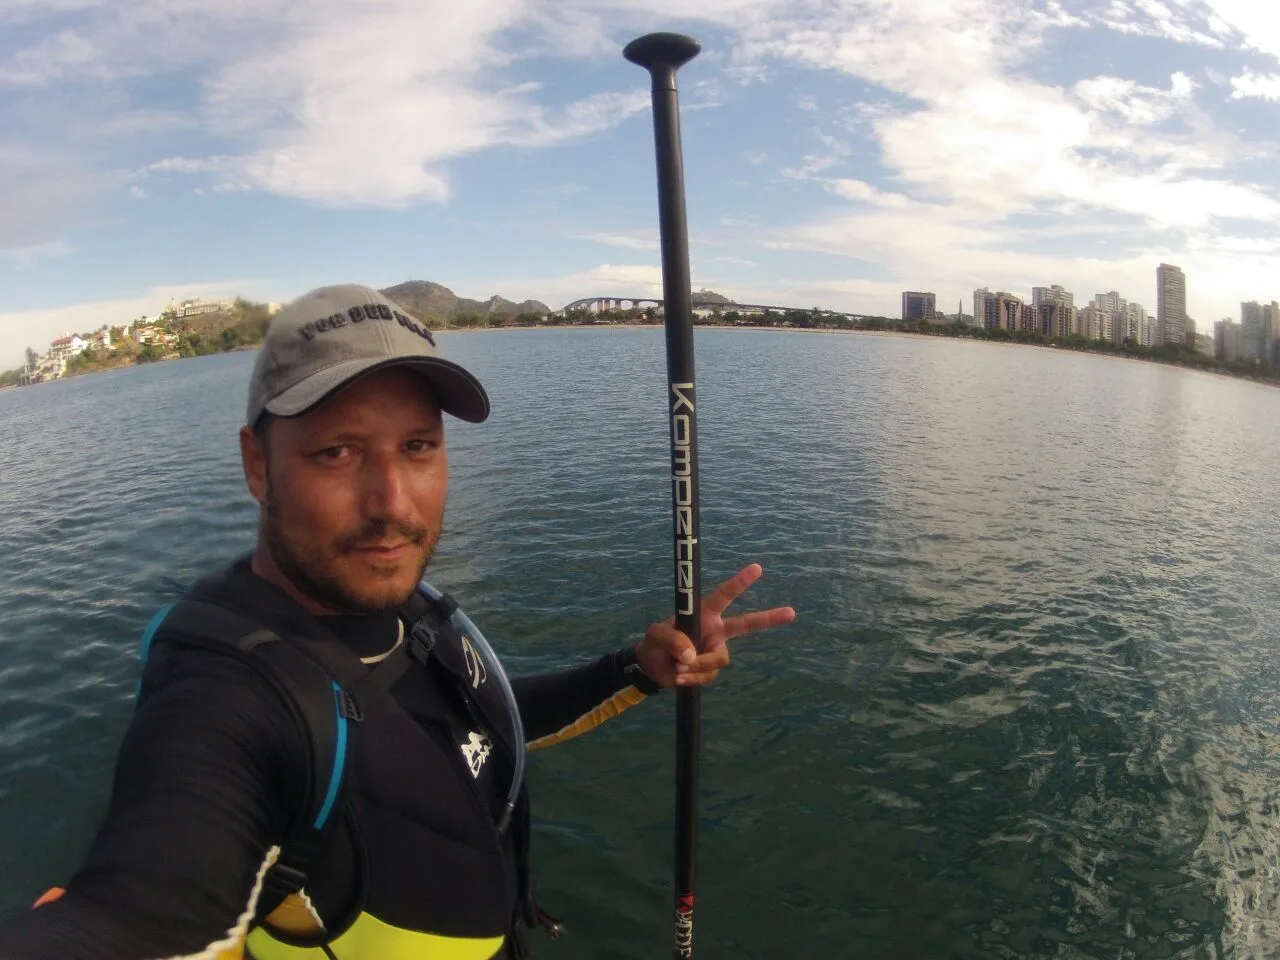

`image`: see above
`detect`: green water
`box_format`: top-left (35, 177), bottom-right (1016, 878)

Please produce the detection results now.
top-left (2, 329), bottom-right (1278, 959)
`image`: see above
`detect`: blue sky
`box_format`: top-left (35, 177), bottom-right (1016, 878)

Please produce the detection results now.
top-left (2, 0), bottom-right (1278, 368)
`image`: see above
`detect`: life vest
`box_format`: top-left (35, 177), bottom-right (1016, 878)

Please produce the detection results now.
top-left (134, 560), bottom-right (554, 960)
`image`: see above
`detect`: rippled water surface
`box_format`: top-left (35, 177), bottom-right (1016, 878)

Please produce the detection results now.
top-left (1, 330), bottom-right (1278, 959)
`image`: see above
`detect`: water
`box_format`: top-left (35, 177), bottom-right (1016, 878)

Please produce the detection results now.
top-left (1, 330), bottom-right (1278, 959)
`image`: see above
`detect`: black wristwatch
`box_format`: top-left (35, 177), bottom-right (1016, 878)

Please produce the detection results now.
top-left (618, 645), bottom-right (663, 696)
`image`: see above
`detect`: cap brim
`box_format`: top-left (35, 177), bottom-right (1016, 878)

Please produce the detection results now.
top-left (264, 356), bottom-right (490, 423)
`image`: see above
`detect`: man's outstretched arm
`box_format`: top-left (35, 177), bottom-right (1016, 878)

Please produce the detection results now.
top-left (0, 650), bottom-right (299, 960)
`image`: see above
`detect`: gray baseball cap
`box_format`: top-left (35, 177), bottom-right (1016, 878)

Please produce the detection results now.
top-left (246, 284), bottom-right (489, 426)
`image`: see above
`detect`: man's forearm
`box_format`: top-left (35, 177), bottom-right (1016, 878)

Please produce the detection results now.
top-left (514, 647), bottom-right (657, 747)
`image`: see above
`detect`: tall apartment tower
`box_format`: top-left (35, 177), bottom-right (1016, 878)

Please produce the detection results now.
top-left (1032, 285), bottom-right (1074, 310)
top-left (902, 291), bottom-right (937, 322)
top-left (1263, 302), bottom-right (1280, 366)
top-left (1030, 285), bottom-right (1074, 337)
top-left (1240, 301), bottom-right (1264, 361)
top-left (974, 288), bottom-right (998, 328)
top-left (1215, 319), bottom-right (1241, 362)
top-left (1156, 263), bottom-right (1186, 346)
top-left (995, 292), bottom-right (1025, 332)
top-left (1091, 291), bottom-right (1127, 342)
top-left (1123, 302), bottom-right (1149, 345)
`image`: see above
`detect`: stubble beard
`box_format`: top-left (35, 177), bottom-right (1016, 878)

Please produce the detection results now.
top-left (263, 484), bottom-right (441, 614)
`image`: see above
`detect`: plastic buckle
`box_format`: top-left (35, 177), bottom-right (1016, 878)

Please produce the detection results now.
top-left (338, 688), bottom-right (363, 722)
top-left (263, 862), bottom-right (310, 899)
top-left (408, 619), bottom-right (438, 665)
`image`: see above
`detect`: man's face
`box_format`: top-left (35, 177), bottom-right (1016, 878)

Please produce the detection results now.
top-left (241, 367), bottom-right (448, 613)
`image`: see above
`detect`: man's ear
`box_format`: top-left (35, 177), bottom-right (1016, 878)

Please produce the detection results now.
top-left (240, 425), bottom-right (268, 505)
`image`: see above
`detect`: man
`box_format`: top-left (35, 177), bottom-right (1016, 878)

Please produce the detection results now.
top-left (0, 285), bottom-right (794, 960)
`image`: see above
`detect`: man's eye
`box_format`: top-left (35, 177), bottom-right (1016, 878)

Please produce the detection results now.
top-left (318, 446), bottom-right (350, 461)
top-left (406, 439), bottom-right (437, 453)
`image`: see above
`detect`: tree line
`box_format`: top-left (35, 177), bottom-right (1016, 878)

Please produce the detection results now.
top-left (553, 307), bottom-right (1278, 384)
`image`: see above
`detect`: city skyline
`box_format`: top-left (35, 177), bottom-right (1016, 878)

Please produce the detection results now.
top-left (2, 1), bottom-right (1279, 370)
top-left (936, 262), bottom-right (1278, 358)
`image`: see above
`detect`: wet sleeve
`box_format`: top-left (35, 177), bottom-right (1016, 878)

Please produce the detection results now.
top-left (514, 647), bottom-right (654, 749)
top-left (0, 648), bottom-right (302, 960)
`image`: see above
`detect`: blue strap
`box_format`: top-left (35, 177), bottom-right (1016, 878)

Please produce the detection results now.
top-left (138, 604), bottom-right (175, 665)
top-left (313, 681), bottom-right (349, 831)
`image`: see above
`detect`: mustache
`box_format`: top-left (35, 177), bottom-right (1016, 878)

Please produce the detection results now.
top-left (338, 520), bottom-right (429, 553)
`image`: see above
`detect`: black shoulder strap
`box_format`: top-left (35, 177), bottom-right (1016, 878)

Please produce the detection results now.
top-left (144, 576), bottom-right (452, 915)
top-left (148, 597), bottom-right (367, 915)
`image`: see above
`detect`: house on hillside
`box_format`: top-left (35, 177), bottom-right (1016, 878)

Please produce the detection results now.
top-left (167, 298), bottom-right (231, 319)
top-left (49, 335), bottom-right (87, 363)
top-left (93, 329), bottom-right (111, 350)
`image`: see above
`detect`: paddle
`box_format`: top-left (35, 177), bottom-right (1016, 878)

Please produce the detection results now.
top-left (623, 31), bottom-right (704, 960)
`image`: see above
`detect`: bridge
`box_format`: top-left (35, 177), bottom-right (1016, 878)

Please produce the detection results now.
top-left (561, 296), bottom-right (872, 322)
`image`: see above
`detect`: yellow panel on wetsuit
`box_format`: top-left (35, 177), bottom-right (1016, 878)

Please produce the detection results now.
top-left (245, 909), bottom-right (504, 960)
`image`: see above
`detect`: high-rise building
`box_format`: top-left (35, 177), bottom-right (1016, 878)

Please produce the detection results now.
top-left (1195, 333), bottom-right (1213, 355)
top-left (976, 289), bottom-right (1025, 331)
top-left (1093, 290), bottom-right (1124, 341)
top-left (1079, 304), bottom-right (1108, 340)
top-left (995, 292), bottom-right (1024, 332)
top-left (1037, 301), bottom-right (1075, 338)
top-left (1240, 301), bottom-right (1264, 361)
top-left (1093, 290), bottom-right (1120, 314)
top-left (1033, 285), bottom-right (1074, 310)
top-left (1184, 315), bottom-right (1196, 343)
top-left (1030, 285), bottom-right (1075, 338)
top-left (1115, 301), bottom-right (1148, 345)
top-left (902, 291), bottom-right (936, 322)
top-left (1156, 263), bottom-right (1186, 346)
top-left (1263, 301), bottom-right (1280, 368)
top-left (974, 288), bottom-right (998, 329)
top-left (1215, 319), bottom-right (1242, 362)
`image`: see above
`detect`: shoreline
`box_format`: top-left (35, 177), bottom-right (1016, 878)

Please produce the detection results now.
top-left (9, 323), bottom-right (1276, 392)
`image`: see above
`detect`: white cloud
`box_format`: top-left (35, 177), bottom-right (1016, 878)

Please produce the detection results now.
top-left (1074, 73), bottom-right (1194, 126)
top-left (511, 90), bottom-right (652, 148)
top-left (1198, 0), bottom-right (1280, 59)
top-left (1230, 69), bottom-right (1280, 101)
top-left (129, 184), bottom-right (146, 199)
top-left (824, 178), bottom-right (910, 208)
top-left (577, 230), bottom-right (659, 250)
top-left (784, 154), bottom-right (842, 178)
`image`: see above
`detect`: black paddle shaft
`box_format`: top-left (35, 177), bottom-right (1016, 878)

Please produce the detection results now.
top-left (623, 31), bottom-right (703, 960)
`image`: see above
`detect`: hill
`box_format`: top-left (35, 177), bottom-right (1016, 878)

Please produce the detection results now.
top-left (380, 281), bottom-right (550, 324)
top-left (692, 288), bottom-right (733, 305)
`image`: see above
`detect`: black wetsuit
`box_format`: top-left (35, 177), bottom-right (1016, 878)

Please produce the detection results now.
top-left (0, 558), bottom-right (652, 960)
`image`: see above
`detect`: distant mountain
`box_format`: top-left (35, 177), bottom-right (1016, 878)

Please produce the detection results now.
top-left (691, 288), bottom-right (733, 305)
top-left (380, 281), bottom-right (550, 322)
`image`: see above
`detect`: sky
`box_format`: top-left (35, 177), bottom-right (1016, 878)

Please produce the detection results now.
top-left (1, 0), bottom-right (1278, 368)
